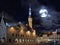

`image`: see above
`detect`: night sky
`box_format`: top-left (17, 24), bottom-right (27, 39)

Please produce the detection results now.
top-left (0, 0), bottom-right (60, 34)
top-left (0, 0), bottom-right (60, 21)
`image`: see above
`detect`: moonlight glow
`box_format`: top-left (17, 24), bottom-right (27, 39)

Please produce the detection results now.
top-left (39, 9), bottom-right (48, 17)
top-left (39, 9), bottom-right (48, 14)
top-left (41, 13), bottom-right (47, 17)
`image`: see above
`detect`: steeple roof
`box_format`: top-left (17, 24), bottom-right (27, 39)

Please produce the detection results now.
top-left (29, 4), bottom-right (31, 17)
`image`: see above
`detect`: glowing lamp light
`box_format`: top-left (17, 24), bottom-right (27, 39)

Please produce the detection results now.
top-left (33, 30), bottom-right (35, 32)
top-left (20, 26), bottom-right (25, 35)
top-left (10, 27), bottom-right (14, 30)
top-left (20, 29), bottom-right (24, 35)
top-left (33, 32), bottom-right (36, 36)
top-left (26, 31), bottom-right (31, 36)
top-left (9, 27), bottom-right (15, 33)
top-left (20, 30), bottom-right (24, 33)
top-left (32, 30), bottom-right (36, 36)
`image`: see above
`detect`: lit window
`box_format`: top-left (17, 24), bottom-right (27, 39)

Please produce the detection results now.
top-left (28, 39), bottom-right (29, 42)
top-left (15, 38), bottom-right (18, 43)
top-left (22, 39), bottom-right (24, 42)
top-left (12, 33), bottom-right (14, 37)
top-left (16, 34), bottom-right (18, 37)
top-left (19, 39), bottom-right (22, 43)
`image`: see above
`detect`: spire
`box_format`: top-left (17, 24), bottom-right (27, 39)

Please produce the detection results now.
top-left (2, 11), bottom-right (4, 19)
top-left (28, 3), bottom-right (32, 28)
top-left (1, 11), bottom-right (4, 25)
top-left (29, 4), bottom-right (31, 17)
top-left (1, 11), bottom-right (6, 38)
top-left (1, 11), bottom-right (6, 30)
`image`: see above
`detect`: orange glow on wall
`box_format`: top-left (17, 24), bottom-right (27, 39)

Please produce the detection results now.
top-left (32, 30), bottom-right (36, 36)
top-left (26, 31), bottom-right (31, 36)
top-left (8, 27), bottom-right (15, 33)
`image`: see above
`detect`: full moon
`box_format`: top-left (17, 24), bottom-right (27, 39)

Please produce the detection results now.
top-left (39, 9), bottom-right (48, 17)
top-left (39, 9), bottom-right (48, 14)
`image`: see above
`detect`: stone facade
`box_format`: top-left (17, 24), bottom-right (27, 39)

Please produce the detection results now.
top-left (0, 16), bottom-right (7, 43)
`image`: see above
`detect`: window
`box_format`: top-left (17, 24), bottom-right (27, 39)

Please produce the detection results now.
top-left (2, 37), bottom-right (5, 40)
top-left (21, 35), bottom-right (24, 37)
top-left (18, 34), bottom-right (19, 37)
top-left (19, 39), bottom-right (22, 43)
top-left (9, 39), bottom-right (11, 43)
top-left (16, 34), bottom-right (19, 37)
top-left (12, 33), bottom-right (14, 37)
top-left (16, 34), bottom-right (17, 37)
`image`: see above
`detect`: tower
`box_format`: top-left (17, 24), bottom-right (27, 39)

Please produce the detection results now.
top-left (0, 12), bottom-right (7, 41)
top-left (28, 4), bottom-right (32, 28)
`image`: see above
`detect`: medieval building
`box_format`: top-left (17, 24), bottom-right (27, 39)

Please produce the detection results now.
top-left (0, 6), bottom-right (37, 45)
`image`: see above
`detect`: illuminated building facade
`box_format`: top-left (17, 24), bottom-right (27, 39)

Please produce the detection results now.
top-left (37, 30), bottom-right (60, 43)
top-left (5, 6), bottom-right (37, 44)
top-left (0, 5), bottom-right (37, 45)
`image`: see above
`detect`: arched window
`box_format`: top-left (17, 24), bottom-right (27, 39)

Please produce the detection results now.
top-left (15, 38), bottom-right (18, 43)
